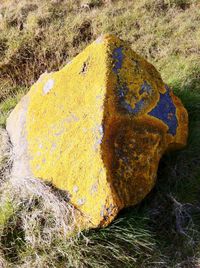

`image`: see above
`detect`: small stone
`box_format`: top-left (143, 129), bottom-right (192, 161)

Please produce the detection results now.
top-left (6, 34), bottom-right (188, 229)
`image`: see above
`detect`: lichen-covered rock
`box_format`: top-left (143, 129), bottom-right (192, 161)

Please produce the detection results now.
top-left (6, 34), bottom-right (188, 228)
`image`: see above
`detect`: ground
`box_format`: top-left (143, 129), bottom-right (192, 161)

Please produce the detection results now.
top-left (0, 0), bottom-right (200, 267)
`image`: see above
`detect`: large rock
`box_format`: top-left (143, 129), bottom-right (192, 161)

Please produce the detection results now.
top-left (6, 34), bottom-right (188, 228)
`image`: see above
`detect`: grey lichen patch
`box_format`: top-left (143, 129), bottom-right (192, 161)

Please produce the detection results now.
top-left (96, 94), bottom-right (103, 100)
top-left (95, 35), bottom-right (104, 44)
top-left (54, 129), bottom-right (65, 137)
top-left (51, 142), bottom-right (57, 152)
top-left (77, 198), bottom-right (86, 206)
top-left (73, 185), bottom-right (79, 193)
top-left (93, 124), bottom-right (104, 151)
top-left (100, 210), bottom-right (104, 217)
top-left (36, 164), bottom-right (41, 170)
top-left (6, 94), bottom-right (33, 179)
top-left (99, 125), bottom-right (103, 136)
top-left (38, 143), bottom-right (43, 149)
top-left (64, 113), bottom-right (79, 124)
top-left (91, 182), bottom-right (98, 194)
top-left (43, 79), bottom-right (54, 95)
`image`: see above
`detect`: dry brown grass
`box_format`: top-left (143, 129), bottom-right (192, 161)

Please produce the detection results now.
top-left (0, 0), bottom-right (199, 99)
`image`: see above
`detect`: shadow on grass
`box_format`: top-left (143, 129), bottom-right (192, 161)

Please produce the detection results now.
top-left (84, 79), bottom-right (200, 267)
top-left (144, 86), bottom-right (200, 267)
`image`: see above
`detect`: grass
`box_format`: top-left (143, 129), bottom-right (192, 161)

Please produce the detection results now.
top-left (0, 90), bottom-right (26, 127)
top-left (0, 174), bottom-right (163, 267)
top-left (0, 0), bottom-right (200, 267)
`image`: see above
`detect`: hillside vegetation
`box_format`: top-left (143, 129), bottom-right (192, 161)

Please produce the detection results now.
top-left (0, 0), bottom-right (200, 267)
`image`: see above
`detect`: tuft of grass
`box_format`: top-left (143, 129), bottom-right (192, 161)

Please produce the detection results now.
top-left (0, 199), bottom-right (13, 228)
top-left (0, 165), bottom-right (162, 267)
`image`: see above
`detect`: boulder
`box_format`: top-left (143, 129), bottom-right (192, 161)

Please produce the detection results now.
top-left (6, 34), bottom-right (188, 228)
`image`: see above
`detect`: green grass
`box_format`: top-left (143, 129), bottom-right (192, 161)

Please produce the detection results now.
top-left (0, 91), bottom-right (25, 127)
top-left (0, 0), bottom-right (200, 267)
top-left (0, 199), bottom-right (13, 227)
